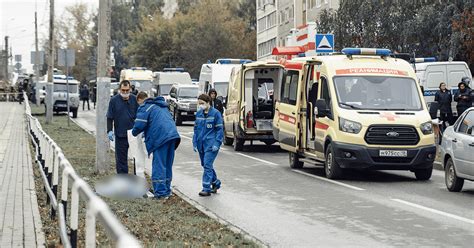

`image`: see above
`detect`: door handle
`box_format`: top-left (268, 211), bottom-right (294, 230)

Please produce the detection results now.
top-left (452, 139), bottom-right (457, 143)
top-left (275, 108), bottom-right (279, 111)
top-left (469, 143), bottom-right (474, 147)
top-left (291, 111), bottom-right (295, 115)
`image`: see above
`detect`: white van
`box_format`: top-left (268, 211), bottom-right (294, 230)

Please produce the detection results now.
top-left (199, 59), bottom-right (252, 98)
top-left (153, 68), bottom-right (192, 97)
top-left (414, 59), bottom-right (472, 115)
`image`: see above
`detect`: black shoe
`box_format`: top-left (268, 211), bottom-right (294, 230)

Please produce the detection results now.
top-left (211, 185), bottom-right (218, 194)
top-left (199, 191), bottom-right (211, 197)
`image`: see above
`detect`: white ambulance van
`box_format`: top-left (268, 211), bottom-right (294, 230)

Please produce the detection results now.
top-left (153, 68), bottom-right (192, 98)
top-left (198, 59), bottom-right (252, 99)
top-left (119, 67), bottom-right (154, 95)
top-left (273, 48), bottom-right (436, 180)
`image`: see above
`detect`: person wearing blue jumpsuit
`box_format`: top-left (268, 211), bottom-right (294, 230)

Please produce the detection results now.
top-left (132, 92), bottom-right (181, 199)
top-left (193, 94), bottom-right (223, 197)
top-left (107, 80), bottom-right (139, 174)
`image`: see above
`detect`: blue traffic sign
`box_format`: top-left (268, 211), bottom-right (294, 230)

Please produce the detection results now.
top-left (315, 34), bottom-right (334, 53)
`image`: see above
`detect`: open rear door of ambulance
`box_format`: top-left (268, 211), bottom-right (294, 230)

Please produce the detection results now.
top-left (273, 62), bottom-right (304, 153)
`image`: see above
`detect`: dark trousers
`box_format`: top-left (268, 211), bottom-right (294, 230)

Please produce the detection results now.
top-left (82, 99), bottom-right (90, 110)
top-left (115, 136), bottom-right (129, 174)
top-left (439, 112), bottom-right (453, 129)
top-left (151, 140), bottom-right (176, 197)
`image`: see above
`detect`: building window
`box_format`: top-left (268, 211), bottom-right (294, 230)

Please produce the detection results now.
top-left (258, 38), bottom-right (277, 58)
top-left (257, 17), bottom-right (266, 33)
top-left (267, 11), bottom-right (277, 28)
top-left (289, 5), bottom-right (294, 19)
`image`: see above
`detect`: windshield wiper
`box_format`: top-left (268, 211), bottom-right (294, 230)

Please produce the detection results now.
top-left (340, 102), bottom-right (362, 109)
top-left (376, 108), bottom-right (408, 111)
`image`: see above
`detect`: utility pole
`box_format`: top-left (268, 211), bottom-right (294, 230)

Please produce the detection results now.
top-left (96, 0), bottom-right (111, 173)
top-left (34, 11), bottom-right (40, 105)
top-left (4, 36), bottom-right (8, 84)
top-left (46, 0), bottom-right (54, 124)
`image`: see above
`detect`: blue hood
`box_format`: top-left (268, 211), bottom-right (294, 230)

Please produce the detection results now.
top-left (143, 96), bottom-right (168, 108)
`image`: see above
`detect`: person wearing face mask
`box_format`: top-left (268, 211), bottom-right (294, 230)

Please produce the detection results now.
top-left (193, 94), bottom-right (224, 197)
top-left (132, 91), bottom-right (181, 199)
top-left (107, 80), bottom-right (139, 174)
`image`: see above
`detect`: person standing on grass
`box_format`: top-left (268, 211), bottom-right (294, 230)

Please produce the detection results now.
top-left (132, 91), bottom-right (181, 199)
top-left (193, 94), bottom-right (223, 197)
top-left (107, 80), bottom-right (139, 174)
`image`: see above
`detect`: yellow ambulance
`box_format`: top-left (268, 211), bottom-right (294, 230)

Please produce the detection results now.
top-left (273, 48), bottom-right (436, 180)
top-left (223, 61), bottom-right (284, 151)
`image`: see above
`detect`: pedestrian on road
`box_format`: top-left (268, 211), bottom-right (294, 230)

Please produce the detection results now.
top-left (17, 82), bottom-right (24, 104)
top-left (107, 80), bottom-right (139, 174)
top-left (454, 81), bottom-right (472, 116)
top-left (131, 84), bottom-right (139, 96)
top-left (80, 84), bottom-right (90, 111)
top-left (193, 94), bottom-right (223, 197)
top-left (208, 88), bottom-right (224, 114)
top-left (132, 91), bottom-right (181, 199)
top-left (434, 82), bottom-right (453, 128)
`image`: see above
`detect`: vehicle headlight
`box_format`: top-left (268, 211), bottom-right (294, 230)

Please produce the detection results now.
top-left (420, 121), bottom-right (433, 135)
top-left (339, 117), bottom-right (362, 134)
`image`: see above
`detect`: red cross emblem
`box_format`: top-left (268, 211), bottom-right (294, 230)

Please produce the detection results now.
top-left (380, 112), bottom-right (399, 121)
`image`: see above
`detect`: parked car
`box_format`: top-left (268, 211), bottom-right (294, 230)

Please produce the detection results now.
top-left (168, 85), bottom-right (198, 125)
top-left (440, 107), bottom-right (474, 192)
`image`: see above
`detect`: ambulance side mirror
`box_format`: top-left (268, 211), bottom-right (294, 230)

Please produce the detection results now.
top-left (315, 99), bottom-right (329, 118)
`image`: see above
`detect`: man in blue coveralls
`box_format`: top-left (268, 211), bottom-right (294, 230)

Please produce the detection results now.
top-left (132, 91), bottom-right (181, 199)
top-left (107, 80), bottom-right (139, 174)
top-left (193, 94), bottom-right (223, 197)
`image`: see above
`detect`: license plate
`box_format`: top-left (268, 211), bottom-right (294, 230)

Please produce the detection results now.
top-left (379, 150), bottom-right (407, 157)
top-left (181, 112), bottom-right (187, 116)
top-left (56, 104), bottom-right (67, 108)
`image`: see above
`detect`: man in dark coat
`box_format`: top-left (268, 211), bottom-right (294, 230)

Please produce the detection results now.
top-left (208, 88), bottom-right (224, 114)
top-left (454, 81), bottom-right (472, 116)
top-left (80, 84), bottom-right (90, 110)
top-left (107, 80), bottom-right (139, 174)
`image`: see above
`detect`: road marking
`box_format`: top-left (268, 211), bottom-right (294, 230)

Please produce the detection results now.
top-left (391, 198), bottom-right (474, 225)
top-left (292, 169), bottom-right (366, 191)
top-left (236, 153), bottom-right (278, 166)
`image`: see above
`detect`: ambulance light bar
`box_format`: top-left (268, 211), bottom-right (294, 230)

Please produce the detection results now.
top-left (131, 67), bottom-right (147, 70)
top-left (413, 57), bottom-right (436, 63)
top-left (215, 59), bottom-right (253, 64)
top-left (342, 48), bottom-right (391, 57)
top-left (163, 68), bottom-right (185, 72)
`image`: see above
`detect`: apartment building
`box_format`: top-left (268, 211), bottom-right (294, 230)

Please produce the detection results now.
top-left (256, 0), bottom-right (340, 60)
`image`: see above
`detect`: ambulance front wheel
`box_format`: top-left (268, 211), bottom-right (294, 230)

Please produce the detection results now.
top-left (289, 152), bottom-right (303, 169)
top-left (325, 144), bottom-right (343, 179)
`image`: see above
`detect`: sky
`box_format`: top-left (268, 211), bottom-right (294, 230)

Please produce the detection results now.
top-left (0, 0), bottom-right (99, 73)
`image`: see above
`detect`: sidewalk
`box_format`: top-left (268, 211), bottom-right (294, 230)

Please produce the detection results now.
top-left (0, 102), bottom-right (45, 247)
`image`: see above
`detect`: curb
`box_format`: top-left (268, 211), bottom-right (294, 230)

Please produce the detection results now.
top-left (71, 116), bottom-right (267, 247)
top-left (173, 188), bottom-right (268, 248)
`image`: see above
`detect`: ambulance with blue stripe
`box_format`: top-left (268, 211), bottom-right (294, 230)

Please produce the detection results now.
top-left (273, 48), bottom-right (436, 180)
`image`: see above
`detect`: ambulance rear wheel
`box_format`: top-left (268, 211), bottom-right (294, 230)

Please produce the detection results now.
top-left (325, 144), bottom-right (343, 179)
top-left (224, 136), bottom-right (234, 146)
top-left (289, 152), bottom-right (303, 169)
top-left (233, 137), bottom-right (244, 151)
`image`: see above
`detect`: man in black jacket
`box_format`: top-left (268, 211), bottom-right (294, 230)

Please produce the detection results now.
top-left (454, 81), bottom-right (472, 116)
top-left (208, 88), bottom-right (224, 114)
top-left (434, 82), bottom-right (453, 127)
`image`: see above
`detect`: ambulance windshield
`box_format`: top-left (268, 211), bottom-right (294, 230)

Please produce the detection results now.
top-left (334, 76), bottom-right (422, 111)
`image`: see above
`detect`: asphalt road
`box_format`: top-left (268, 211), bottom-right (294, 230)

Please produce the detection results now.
top-left (75, 109), bottom-right (473, 247)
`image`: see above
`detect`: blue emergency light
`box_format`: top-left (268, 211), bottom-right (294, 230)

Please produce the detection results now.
top-left (342, 48), bottom-right (392, 57)
top-left (215, 58), bottom-right (253, 64)
top-left (413, 57), bottom-right (436, 63)
top-left (163, 67), bottom-right (185, 72)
